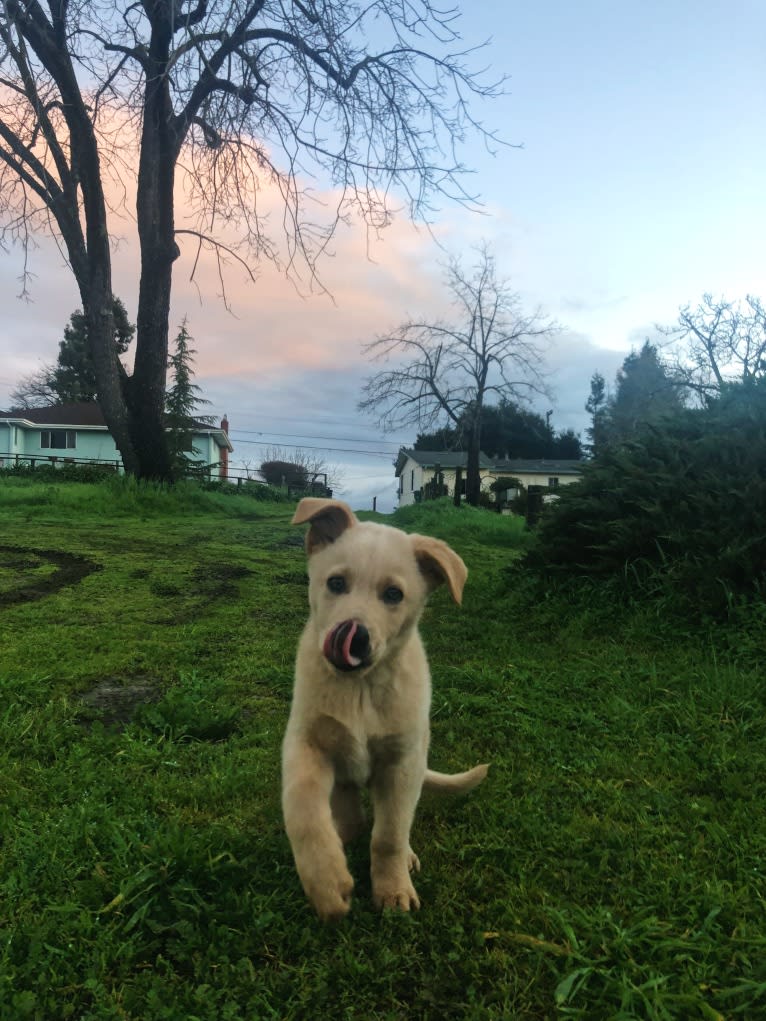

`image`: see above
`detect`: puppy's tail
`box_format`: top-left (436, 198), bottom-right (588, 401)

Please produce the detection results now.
top-left (423, 763), bottom-right (489, 794)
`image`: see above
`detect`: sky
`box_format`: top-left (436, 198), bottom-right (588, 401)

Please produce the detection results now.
top-left (0, 0), bottom-right (764, 511)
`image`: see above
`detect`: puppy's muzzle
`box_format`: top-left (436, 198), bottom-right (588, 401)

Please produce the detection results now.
top-left (323, 620), bottom-right (371, 672)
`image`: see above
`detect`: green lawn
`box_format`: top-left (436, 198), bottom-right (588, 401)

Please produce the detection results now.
top-left (0, 479), bottom-right (763, 1020)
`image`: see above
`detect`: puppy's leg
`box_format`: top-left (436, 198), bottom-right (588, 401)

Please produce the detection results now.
top-left (331, 781), bottom-right (365, 845)
top-left (369, 755), bottom-right (425, 912)
top-left (282, 741), bottom-right (354, 920)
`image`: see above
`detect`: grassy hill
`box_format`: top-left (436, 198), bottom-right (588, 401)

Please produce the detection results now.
top-left (0, 479), bottom-right (763, 1020)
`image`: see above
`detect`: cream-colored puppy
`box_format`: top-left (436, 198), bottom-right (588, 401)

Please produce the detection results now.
top-left (282, 497), bottom-right (488, 920)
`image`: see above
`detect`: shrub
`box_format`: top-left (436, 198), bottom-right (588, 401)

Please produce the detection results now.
top-left (525, 383), bottom-right (766, 612)
top-left (0, 461), bottom-right (117, 484)
top-left (259, 459), bottom-right (308, 487)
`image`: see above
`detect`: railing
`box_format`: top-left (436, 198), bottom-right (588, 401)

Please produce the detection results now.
top-left (0, 453), bottom-right (332, 497)
top-left (0, 452), bottom-right (121, 471)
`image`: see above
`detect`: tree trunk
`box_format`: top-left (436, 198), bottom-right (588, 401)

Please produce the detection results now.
top-left (86, 297), bottom-right (140, 476)
top-left (128, 6), bottom-right (181, 481)
top-left (466, 420), bottom-right (482, 506)
top-left (8, 1), bottom-right (141, 474)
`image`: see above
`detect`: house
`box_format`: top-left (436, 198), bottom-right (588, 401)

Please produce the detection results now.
top-left (394, 447), bottom-right (582, 506)
top-left (394, 448), bottom-right (496, 506)
top-left (490, 458), bottom-right (582, 500)
top-left (0, 402), bottom-right (233, 478)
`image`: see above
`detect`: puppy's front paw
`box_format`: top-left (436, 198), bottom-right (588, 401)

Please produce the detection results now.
top-left (299, 857), bottom-right (354, 921)
top-left (312, 875), bottom-right (354, 921)
top-left (372, 875), bottom-right (421, 913)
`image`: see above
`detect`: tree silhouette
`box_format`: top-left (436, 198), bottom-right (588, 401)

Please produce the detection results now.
top-left (360, 244), bottom-right (555, 505)
top-left (659, 294), bottom-right (766, 402)
top-left (0, 1), bottom-right (504, 479)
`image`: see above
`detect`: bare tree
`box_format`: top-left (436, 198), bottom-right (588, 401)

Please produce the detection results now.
top-left (9, 366), bottom-right (57, 409)
top-left (359, 243), bottom-right (556, 505)
top-left (0, 2), bottom-right (504, 480)
top-left (659, 294), bottom-right (766, 403)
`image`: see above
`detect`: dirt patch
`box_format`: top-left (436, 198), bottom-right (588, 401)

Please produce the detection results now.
top-left (77, 676), bottom-right (161, 728)
top-left (191, 562), bottom-right (253, 598)
top-left (0, 544), bottom-right (101, 607)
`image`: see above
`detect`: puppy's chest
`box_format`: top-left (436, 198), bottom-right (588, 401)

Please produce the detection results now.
top-left (308, 713), bottom-right (409, 786)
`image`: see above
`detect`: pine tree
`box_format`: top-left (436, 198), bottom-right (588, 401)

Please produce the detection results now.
top-left (603, 342), bottom-right (684, 446)
top-left (50, 299), bottom-right (134, 402)
top-left (165, 320), bottom-right (213, 476)
top-left (585, 372), bottom-right (608, 456)
top-left (10, 298), bottom-right (133, 408)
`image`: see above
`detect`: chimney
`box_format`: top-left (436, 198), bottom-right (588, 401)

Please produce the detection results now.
top-left (221, 414), bottom-right (229, 434)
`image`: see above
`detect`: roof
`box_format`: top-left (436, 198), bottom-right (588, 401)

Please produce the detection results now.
top-left (492, 458), bottom-right (582, 475)
top-left (0, 401), bottom-right (233, 451)
top-left (0, 401), bottom-right (107, 426)
top-left (395, 447), bottom-right (583, 476)
top-left (395, 447), bottom-right (494, 475)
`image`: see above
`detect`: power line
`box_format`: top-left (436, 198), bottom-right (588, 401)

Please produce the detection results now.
top-left (230, 426), bottom-right (402, 448)
top-left (231, 436), bottom-right (395, 459)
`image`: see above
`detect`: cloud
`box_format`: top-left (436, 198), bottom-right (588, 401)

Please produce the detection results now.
top-left (0, 149), bottom-right (639, 513)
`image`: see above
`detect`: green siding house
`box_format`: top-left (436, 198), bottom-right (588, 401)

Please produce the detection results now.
top-left (0, 402), bottom-right (233, 477)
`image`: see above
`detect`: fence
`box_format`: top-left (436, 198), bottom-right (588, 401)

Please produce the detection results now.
top-left (0, 453), bottom-right (333, 497)
top-left (0, 452), bottom-right (121, 472)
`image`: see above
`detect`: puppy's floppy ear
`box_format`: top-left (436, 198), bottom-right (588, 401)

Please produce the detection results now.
top-left (411, 534), bottom-right (467, 605)
top-left (292, 498), bottom-right (357, 554)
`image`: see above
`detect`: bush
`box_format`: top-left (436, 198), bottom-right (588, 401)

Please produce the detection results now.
top-left (259, 459), bottom-right (308, 487)
top-left (0, 461), bottom-right (117, 484)
top-left (525, 383), bottom-right (766, 612)
top-left (201, 478), bottom-right (292, 502)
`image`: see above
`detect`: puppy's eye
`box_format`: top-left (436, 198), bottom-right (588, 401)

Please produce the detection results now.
top-left (382, 585), bottom-right (404, 605)
top-left (327, 575), bottom-right (346, 594)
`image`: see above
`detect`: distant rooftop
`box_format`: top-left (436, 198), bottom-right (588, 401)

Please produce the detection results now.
top-left (0, 401), bottom-right (226, 436)
top-left (395, 447), bottom-right (582, 475)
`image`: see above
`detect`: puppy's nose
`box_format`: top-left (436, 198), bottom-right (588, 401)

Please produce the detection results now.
top-left (349, 623), bottom-right (370, 662)
top-left (324, 619), bottom-right (371, 671)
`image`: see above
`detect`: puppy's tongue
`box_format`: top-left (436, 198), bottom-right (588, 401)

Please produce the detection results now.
top-left (324, 621), bottom-right (362, 671)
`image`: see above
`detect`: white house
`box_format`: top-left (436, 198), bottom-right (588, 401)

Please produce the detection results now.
top-left (394, 447), bottom-right (582, 506)
top-left (0, 402), bottom-right (233, 477)
top-left (490, 458), bottom-right (582, 499)
top-left (394, 448), bottom-right (496, 506)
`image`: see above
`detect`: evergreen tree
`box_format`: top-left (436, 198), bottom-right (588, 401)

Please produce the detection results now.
top-left (526, 380), bottom-right (766, 613)
top-left (165, 320), bottom-right (213, 475)
top-left (585, 371), bottom-right (608, 456)
top-left (50, 299), bottom-right (134, 402)
top-left (10, 297), bottom-right (134, 408)
top-left (553, 428), bottom-right (583, 459)
top-left (603, 342), bottom-right (684, 446)
top-left (414, 399), bottom-right (582, 459)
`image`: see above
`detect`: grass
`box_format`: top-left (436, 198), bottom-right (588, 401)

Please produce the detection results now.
top-left (0, 478), bottom-right (764, 1020)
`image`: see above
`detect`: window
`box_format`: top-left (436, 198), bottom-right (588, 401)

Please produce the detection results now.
top-left (41, 429), bottom-right (76, 450)
top-left (548, 477), bottom-right (559, 487)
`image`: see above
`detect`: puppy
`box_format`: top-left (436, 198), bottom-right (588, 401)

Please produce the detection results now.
top-left (282, 497), bottom-right (488, 920)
